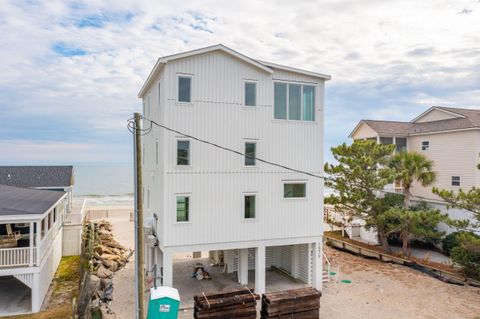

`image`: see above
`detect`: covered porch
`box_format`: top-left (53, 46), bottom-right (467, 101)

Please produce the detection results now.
top-left (0, 185), bottom-right (67, 269)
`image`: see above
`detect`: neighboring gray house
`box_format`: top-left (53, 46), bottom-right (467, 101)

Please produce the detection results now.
top-left (0, 166), bottom-right (74, 212)
top-left (0, 185), bottom-right (68, 315)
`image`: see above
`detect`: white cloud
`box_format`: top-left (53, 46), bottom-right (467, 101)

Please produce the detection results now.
top-left (0, 0), bottom-right (479, 163)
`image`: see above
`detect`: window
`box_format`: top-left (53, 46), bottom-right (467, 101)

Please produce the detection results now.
top-left (274, 83), bottom-right (287, 119)
top-left (176, 196), bottom-right (189, 222)
top-left (303, 85), bottom-right (315, 121)
top-left (452, 176), bottom-right (460, 186)
top-left (178, 76), bottom-right (191, 102)
top-left (421, 141), bottom-right (429, 151)
top-left (177, 140), bottom-right (190, 165)
top-left (244, 195), bottom-right (256, 219)
top-left (244, 82), bottom-right (256, 106)
top-left (274, 82), bottom-right (316, 121)
top-left (245, 142), bottom-right (256, 166)
top-left (288, 84), bottom-right (301, 120)
top-left (155, 140), bottom-right (159, 165)
top-left (284, 183), bottom-right (306, 198)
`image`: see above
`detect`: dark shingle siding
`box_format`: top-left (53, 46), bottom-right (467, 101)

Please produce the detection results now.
top-left (0, 185), bottom-right (66, 215)
top-left (0, 166), bottom-right (74, 188)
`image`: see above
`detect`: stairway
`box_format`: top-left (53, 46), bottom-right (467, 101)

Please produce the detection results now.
top-left (322, 270), bottom-right (330, 283)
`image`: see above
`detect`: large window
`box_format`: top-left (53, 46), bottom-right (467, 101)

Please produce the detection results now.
top-left (421, 141), bottom-right (429, 151)
top-left (284, 183), bottom-right (306, 198)
top-left (245, 82), bottom-right (256, 106)
top-left (176, 196), bottom-right (189, 222)
top-left (178, 76), bottom-right (191, 102)
top-left (245, 142), bottom-right (256, 166)
top-left (244, 195), bottom-right (256, 219)
top-left (177, 140), bottom-right (190, 165)
top-left (274, 83), bottom-right (315, 121)
top-left (452, 176), bottom-right (460, 186)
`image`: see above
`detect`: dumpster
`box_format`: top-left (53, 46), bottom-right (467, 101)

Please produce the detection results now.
top-left (147, 286), bottom-right (180, 319)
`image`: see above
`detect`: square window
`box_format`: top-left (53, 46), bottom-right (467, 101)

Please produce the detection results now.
top-left (176, 196), bottom-right (189, 222)
top-left (245, 142), bottom-right (256, 166)
top-left (245, 82), bottom-right (256, 106)
top-left (178, 77), bottom-right (191, 102)
top-left (452, 176), bottom-right (460, 186)
top-left (421, 141), bottom-right (429, 151)
top-left (244, 195), bottom-right (256, 219)
top-left (177, 140), bottom-right (190, 165)
top-left (284, 183), bottom-right (306, 198)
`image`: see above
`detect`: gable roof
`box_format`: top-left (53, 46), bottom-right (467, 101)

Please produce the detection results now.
top-left (0, 185), bottom-right (66, 216)
top-left (350, 107), bottom-right (480, 138)
top-left (411, 106), bottom-right (466, 123)
top-left (138, 44), bottom-right (331, 98)
top-left (0, 166), bottom-right (74, 188)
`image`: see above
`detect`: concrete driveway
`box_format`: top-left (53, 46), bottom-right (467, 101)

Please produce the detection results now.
top-left (0, 276), bottom-right (31, 316)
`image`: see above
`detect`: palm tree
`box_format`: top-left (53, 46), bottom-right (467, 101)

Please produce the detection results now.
top-left (389, 152), bottom-right (437, 208)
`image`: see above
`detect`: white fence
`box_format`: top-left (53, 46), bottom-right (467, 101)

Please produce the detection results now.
top-left (0, 247), bottom-right (37, 268)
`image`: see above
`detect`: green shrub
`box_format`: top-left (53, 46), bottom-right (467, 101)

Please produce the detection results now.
top-left (450, 232), bottom-right (480, 280)
top-left (442, 232), bottom-right (462, 256)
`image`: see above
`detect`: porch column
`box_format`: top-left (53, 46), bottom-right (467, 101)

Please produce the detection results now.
top-left (312, 242), bottom-right (323, 291)
top-left (376, 135), bottom-right (380, 144)
top-left (291, 245), bottom-right (300, 279)
top-left (255, 246), bottom-right (266, 294)
top-left (35, 221), bottom-right (41, 266)
top-left (238, 248), bottom-right (249, 285)
top-left (29, 222), bottom-right (34, 266)
top-left (393, 136), bottom-right (396, 154)
top-left (162, 249), bottom-right (173, 287)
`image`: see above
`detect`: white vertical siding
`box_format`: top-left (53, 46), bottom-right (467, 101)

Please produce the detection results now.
top-left (142, 49), bottom-right (325, 249)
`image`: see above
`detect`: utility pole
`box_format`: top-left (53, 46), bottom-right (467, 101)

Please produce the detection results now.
top-left (133, 112), bottom-right (145, 319)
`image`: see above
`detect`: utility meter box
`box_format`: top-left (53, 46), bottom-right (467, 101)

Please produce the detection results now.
top-left (147, 286), bottom-right (180, 319)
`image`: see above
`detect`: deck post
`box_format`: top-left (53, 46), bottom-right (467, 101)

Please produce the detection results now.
top-left (35, 221), bottom-right (41, 266)
top-left (162, 249), bottom-right (173, 287)
top-left (255, 246), bottom-right (266, 294)
top-left (238, 248), bottom-right (249, 285)
top-left (31, 273), bottom-right (41, 312)
top-left (29, 222), bottom-right (34, 266)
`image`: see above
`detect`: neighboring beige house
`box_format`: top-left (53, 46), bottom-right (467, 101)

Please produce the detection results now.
top-left (350, 106), bottom-right (480, 235)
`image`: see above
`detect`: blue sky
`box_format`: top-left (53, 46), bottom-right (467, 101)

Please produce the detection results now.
top-left (0, 0), bottom-right (479, 164)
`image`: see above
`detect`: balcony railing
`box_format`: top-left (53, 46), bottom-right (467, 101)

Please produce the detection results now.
top-left (0, 247), bottom-right (37, 268)
top-left (384, 186), bottom-right (404, 194)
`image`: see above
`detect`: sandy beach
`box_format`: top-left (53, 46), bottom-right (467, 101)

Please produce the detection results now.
top-left (86, 204), bottom-right (480, 319)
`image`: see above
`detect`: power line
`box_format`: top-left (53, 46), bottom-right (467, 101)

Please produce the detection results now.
top-left (128, 115), bottom-right (472, 209)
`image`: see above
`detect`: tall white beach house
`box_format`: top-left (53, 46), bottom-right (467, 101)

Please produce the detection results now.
top-left (138, 45), bottom-right (330, 294)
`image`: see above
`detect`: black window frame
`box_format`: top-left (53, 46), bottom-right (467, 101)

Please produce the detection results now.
top-left (244, 195), bottom-right (256, 219)
top-left (245, 142), bottom-right (256, 166)
top-left (177, 140), bottom-right (190, 166)
top-left (451, 176), bottom-right (460, 186)
top-left (283, 183), bottom-right (307, 198)
top-left (176, 196), bottom-right (190, 222)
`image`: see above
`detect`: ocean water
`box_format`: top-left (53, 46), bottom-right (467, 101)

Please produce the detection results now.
top-left (74, 163), bottom-right (133, 197)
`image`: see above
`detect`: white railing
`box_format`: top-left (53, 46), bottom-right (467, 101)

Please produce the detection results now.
top-left (0, 247), bottom-right (37, 268)
top-left (384, 186), bottom-right (404, 194)
top-left (38, 222), bottom-right (61, 263)
top-left (322, 251), bottom-right (331, 282)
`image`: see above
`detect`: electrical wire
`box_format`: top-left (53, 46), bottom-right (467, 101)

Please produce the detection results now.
top-left (127, 115), bottom-right (472, 208)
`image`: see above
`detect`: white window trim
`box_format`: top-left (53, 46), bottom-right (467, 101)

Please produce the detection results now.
top-left (243, 139), bottom-right (258, 168)
top-left (176, 74), bottom-right (194, 105)
top-left (243, 80), bottom-right (258, 108)
top-left (243, 192), bottom-right (257, 221)
top-left (451, 176), bottom-right (461, 186)
top-left (282, 180), bottom-right (308, 199)
top-left (175, 138), bottom-right (192, 168)
top-left (421, 141), bottom-right (430, 151)
top-left (273, 81), bottom-right (317, 123)
top-left (175, 193), bottom-right (192, 224)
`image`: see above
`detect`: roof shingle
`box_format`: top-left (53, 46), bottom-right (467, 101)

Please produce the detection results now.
top-left (0, 185), bottom-right (66, 216)
top-left (0, 166), bottom-right (74, 188)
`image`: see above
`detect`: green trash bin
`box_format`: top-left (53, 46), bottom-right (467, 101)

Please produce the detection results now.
top-left (147, 286), bottom-right (180, 319)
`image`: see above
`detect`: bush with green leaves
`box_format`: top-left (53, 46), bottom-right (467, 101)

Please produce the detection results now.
top-left (442, 232), bottom-right (463, 256)
top-left (450, 232), bottom-right (480, 280)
